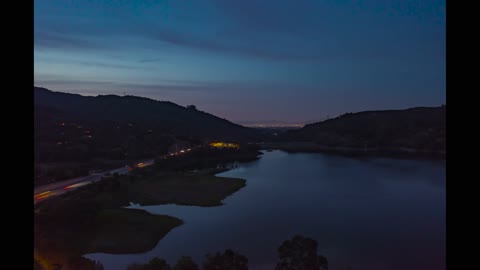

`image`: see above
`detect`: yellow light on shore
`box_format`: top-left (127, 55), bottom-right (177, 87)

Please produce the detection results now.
top-left (209, 142), bottom-right (240, 149)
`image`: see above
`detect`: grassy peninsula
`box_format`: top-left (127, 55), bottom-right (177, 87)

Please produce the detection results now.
top-left (34, 147), bottom-right (257, 270)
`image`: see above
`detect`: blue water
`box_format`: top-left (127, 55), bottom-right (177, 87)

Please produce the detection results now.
top-left (87, 150), bottom-right (445, 270)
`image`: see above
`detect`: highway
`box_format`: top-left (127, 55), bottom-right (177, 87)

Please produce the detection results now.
top-left (34, 146), bottom-right (200, 204)
top-left (34, 165), bottom-right (134, 204)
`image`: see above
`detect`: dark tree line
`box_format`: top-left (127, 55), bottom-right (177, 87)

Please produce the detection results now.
top-left (126, 235), bottom-right (328, 270)
top-left (34, 235), bottom-right (328, 270)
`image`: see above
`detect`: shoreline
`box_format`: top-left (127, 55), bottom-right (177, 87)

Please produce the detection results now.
top-left (259, 142), bottom-right (445, 160)
top-left (34, 165), bottom-right (250, 260)
top-left (34, 150), bottom-right (261, 269)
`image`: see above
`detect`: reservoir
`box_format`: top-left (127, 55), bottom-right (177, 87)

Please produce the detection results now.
top-left (87, 150), bottom-right (445, 270)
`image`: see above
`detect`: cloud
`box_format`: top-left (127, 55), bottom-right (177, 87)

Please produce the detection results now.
top-left (148, 26), bottom-right (320, 61)
top-left (33, 78), bottom-right (299, 96)
top-left (209, 0), bottom-right (320, 35)
top-left (33, 1), bottom-right (332, 62)
top-left (138, 57), bottom-right (166, 63)
top-left (37, 57), bottom-right (150, 70)
top-left (34, 79), bottom-right (223, 94)
top-left (34, 31), bottom-right (103, 50)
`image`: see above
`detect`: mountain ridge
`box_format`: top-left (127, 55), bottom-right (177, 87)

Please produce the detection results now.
top-left (279, 105), bottom-right (446, 156)
top-left (34, 86), bottom-right (256, 139)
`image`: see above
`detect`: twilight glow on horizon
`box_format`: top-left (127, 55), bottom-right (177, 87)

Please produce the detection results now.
top-left (34, 0), bottom-right (445, 124)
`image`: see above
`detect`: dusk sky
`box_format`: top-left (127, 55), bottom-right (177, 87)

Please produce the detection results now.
top-left (34, 0), bottom-right (445, 124)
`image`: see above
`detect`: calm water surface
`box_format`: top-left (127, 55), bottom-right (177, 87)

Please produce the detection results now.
top-left (87, 150), bottom-right (445, 270)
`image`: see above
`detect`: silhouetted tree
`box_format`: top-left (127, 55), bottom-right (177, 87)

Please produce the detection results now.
top-left (127, 263), bottom-right (145, 270)
top-left (275, 235), bottom-right (328, 270)
top-left (187, 105), bottom-right (197, 110)
top-left (173, 256), bottom-right (199, 270)
top-left (203, 249), bottom-right (248, 270)
top-left (147, 257), bottom-right (171, 270)
top-left (126, 257), bottom-right (171, 270)
top-left (68, 257), bottom-right (104, 270)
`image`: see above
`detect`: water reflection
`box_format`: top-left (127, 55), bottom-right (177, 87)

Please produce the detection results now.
top-left (87, 151), bottom-right (445, 270)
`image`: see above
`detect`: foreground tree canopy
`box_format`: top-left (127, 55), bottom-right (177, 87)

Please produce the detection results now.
top-left (124, 235), bottom-right (327, 270)
top-left (203, 249), bottom-right (248, 270)
top-left (174, 256), bottom-right (200, 270)
top-left (275, 235), bottom-right (328, 270)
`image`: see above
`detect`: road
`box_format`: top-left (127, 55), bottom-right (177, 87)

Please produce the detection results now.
top-left (33, 166), bottom-right (132, 204)
top-left (33, 145), bottom-right (201, 204)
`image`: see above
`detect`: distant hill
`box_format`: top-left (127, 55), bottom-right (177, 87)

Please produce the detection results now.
top-left (34, 86), bottom-right (260, 182)
top-left (279, 106), bottom-right (446, 156)
top-left (34, 87), bottom-right (257, 140)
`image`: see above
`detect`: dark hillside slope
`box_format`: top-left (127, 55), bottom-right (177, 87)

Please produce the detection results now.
top-left (34, 87), bottom-right (261, 183)
top-left (34, 87), bottom-right (257, 141)
top-left (281, 106), bottom-right (445, 154)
